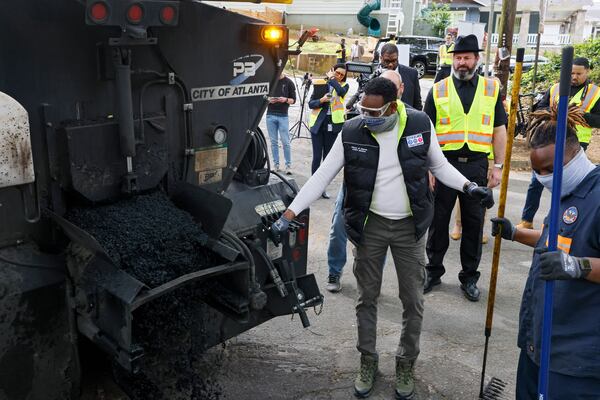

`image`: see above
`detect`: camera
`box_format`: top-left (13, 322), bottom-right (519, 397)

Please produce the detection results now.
top-left (344, 62), bottom-right (380, 117)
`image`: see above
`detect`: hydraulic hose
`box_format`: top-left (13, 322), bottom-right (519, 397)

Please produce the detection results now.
top-left (221, 230), bottom-right (267, 310)
top-left (246, 240), bottom-right (288, 298)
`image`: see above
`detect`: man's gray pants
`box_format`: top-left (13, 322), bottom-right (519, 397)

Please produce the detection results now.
top-left (353, 212), bottom-right (426, 362)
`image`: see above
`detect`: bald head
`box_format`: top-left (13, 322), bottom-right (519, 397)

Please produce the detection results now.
top-left (380, 69), bottom-right (404, 99)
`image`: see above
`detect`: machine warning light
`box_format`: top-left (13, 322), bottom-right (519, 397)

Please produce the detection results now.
top-left (160, 5), bottom-right (177, 25)
top-left (127, 3), bottom-right (144, 24)
top-left (90, 1), bottom-right (109, 23)
top-left (262, 26), bottom-right (285, 42)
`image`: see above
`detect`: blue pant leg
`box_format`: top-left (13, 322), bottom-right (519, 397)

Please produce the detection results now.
top-left (278, 115), bottom-right (291, 167)
top-left (516, 349), bottom-right (600, 399)
top-left (311, 130), bottom-right (325, 174)
top-left (327, 186), bottom-right (347, 277)
top-left (521, 171), bottom-right (544, 222)
top-left (266, 114), bottom-right (280, 167)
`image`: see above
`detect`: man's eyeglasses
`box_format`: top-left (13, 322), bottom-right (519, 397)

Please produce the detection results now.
top-left (356, 101), bottom-right (392, 117)
top-left (380, 58), bottom-right (398, 67)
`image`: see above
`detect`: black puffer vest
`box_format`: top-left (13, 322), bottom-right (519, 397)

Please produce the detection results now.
top-left (342, 107), bottom-right (433, 245)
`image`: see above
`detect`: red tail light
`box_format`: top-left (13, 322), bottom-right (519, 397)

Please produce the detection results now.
top-left (298, 226), bottom-right (307, 245)
top-left (127, 4), bottom-right (144, 24)
top-left (292, 248), bottom-right (302, 262)
top-left (160, 5), bottom-right (177, 25)
top-left (89, 2), bottom-right (109, 23)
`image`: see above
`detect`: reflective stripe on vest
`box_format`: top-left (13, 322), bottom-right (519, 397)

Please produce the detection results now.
top-left (549, 83), bottom-right (600, 144)
top-left (439, 43), bottom-right (454, 66)
top-left (433, 77), bottom-right (498, 153)
top-left (308, 87), bottom-right (347, 127)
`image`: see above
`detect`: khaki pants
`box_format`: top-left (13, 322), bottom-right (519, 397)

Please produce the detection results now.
top-left (353, 212), bottom-right (427, 361)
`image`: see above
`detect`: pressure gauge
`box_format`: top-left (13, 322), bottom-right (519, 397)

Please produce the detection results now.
top-left (213, 127), bottom-right (227, 144)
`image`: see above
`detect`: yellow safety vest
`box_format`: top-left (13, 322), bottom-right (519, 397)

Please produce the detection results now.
top-left (433, 76), bottom-right (499, 154)
top-left (549, 82), bottom-right (600, 144)
top-left (439, 43), bottom-right (454, 66)
top-left (309, 86), bottom-right (347, 127)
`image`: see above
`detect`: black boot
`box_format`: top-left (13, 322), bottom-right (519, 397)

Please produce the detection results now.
top-left (460, 281), bottom-right (480, 302)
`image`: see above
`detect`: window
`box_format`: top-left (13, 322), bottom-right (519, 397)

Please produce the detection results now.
top-left (450, 10), bottom-right (466, 25)
top-left (427, 39), bottom-right (444, 50)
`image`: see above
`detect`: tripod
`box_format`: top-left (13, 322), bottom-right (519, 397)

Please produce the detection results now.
top-left (290, 74), bottom-right (312, 141)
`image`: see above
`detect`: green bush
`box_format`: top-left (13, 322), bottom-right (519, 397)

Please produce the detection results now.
top-left (520, 38), bottom-right (600, 94)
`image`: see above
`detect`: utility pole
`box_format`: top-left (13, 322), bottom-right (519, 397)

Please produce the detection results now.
top-left (494, 0), bottom-right (518, 99)
top-left (531, 0), bottom-right (549, 93)
top-left (484, 0), bottom-right (496, 77)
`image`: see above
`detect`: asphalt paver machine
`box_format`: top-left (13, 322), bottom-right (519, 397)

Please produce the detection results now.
top-left (0, 1), bottom-right (322, 398)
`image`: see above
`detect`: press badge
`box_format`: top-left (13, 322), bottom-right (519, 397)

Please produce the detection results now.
top-left (328, 124), bottom-right (333, 132)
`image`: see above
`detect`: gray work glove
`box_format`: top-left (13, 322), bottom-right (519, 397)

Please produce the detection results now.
top-left (464, 182), bottom-right (495, 209)
top-left (536, 248), bottom-right (591, 280)
top-left (491, 217), bottom-right (516, 241)
top-left (270, 215), bottom-right (291, 245)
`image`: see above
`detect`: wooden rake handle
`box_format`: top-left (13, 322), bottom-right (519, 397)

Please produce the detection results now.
top-left (484, 47), bottom-right (526, 336)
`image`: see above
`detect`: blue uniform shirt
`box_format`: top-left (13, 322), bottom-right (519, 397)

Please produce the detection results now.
top-left (518, 166), bottom-right (600, 378)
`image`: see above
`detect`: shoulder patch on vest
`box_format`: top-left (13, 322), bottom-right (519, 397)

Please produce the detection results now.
top-left (406, 133), bottom-right (425, 148)
top-left (563, 206), bottom-right (578, 224)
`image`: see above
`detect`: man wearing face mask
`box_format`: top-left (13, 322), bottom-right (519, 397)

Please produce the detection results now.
top-left (324, 70), bottom-right (406, 294)
top-left (516, 57), bottom-right (600, 231)
top-left (271, 78), bottom-right (494, 399)
top-left (423, 34), bottom-right (508, 301)
top-left (491, 107), bottom-right (600, 398)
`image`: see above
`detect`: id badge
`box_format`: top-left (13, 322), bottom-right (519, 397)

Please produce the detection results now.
top-left (328, 124), bottom-right (333, 132)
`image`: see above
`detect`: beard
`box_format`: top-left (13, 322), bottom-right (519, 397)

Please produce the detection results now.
top-left (452, 65), bottom-right (477, 81)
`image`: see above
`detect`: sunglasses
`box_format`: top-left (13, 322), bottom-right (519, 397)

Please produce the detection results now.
top-left (356, 101), bottom-right (392, 117)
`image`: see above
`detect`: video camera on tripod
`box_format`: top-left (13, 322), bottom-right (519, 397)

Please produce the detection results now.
top-left (343, 61), bottom-right (378, 119)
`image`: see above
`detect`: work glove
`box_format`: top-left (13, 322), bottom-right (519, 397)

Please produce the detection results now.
top-left (490, 217), bottom-right (516, 241)
top-left (270, 215), bottom-right (291, 246)
top-left (536, 247), bottom-right (592, 280)
top-left (464, 182), bottom-right (495, 209)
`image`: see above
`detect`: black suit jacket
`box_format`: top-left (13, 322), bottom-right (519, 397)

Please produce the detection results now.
top-left (397, 64), bottom-right (422, 110)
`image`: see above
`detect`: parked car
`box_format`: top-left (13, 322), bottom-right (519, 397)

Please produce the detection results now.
top-left (372, 35), bottom-right (446, 78)
top-left (509, 55), bottom-right (549, 72)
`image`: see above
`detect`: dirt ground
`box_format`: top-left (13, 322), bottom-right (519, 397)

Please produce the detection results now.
top-left (510, 133), bottom-right (600, 169)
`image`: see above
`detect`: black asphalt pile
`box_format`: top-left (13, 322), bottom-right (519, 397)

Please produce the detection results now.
top-left (66, 190), bottom-right (213, 288)
top-left (119, 290), bottom-right (223, 400)
top-left (66, 191), bottom-right (224, 399)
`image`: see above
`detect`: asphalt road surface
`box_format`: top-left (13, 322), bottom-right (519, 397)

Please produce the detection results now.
top-left (206, 76), bottom-right (551, 400)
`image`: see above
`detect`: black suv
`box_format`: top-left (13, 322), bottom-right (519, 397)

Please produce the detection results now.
top-left (373, 35), bottom-right (446, 78)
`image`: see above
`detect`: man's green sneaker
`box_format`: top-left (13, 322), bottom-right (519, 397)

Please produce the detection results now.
top-left (395, 359), bottom-right (415, 400)
top-left (354, 354), bottom-right (378, 398)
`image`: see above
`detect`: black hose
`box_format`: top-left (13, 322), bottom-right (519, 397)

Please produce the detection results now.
top-left (147, 44), bottom-right (194, 181)
top-left (0, 254), bottom-right (66, 273)
top-left (221, 230), bottom-right (258, 291)
top-left (269, 169), bottom-right (298, 195)
top-left (246, 240), bottom-right (288, 298)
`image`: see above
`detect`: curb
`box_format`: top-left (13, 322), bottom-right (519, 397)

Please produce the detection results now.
top-left (510, 159), bottom-right (531, 170)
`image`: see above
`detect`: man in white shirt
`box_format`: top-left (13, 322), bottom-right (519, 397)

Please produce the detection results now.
top-left (271, 78), bottom-right (494, 399)
top-left (351, 40), bottom-right (364, 62)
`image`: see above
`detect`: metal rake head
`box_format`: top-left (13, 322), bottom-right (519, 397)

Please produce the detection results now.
top-left (480, 377), bottom-right (507, 400)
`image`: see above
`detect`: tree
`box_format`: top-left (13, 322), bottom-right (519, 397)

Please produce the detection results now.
top-left (418, 3), bottom-right (452, 37)
top-left (520, 37), bottom-right (600, 94)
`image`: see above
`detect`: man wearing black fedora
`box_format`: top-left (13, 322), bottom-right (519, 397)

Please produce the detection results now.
top-left (423, 34), bottom-right (508, 301)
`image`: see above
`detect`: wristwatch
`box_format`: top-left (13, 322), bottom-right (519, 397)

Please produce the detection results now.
top-left (494, 163), bottom-right (504, 169)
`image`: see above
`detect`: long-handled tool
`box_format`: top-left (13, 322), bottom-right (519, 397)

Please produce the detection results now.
top-left (479, 47), bottom-right (526, 400)
top-left (537, 45), bottom-right (574, 400)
